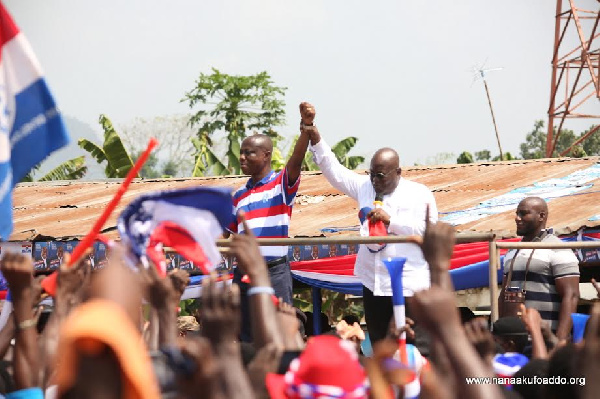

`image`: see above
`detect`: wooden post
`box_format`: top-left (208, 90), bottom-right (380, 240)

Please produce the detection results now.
top-left (489, 240), bottom-right (500, 323)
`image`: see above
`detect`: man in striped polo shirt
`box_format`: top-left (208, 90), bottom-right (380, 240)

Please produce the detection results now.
top-left (499, 197), bottom-right (580, 339)
top-left (229, 103), bottom-right (314, 341)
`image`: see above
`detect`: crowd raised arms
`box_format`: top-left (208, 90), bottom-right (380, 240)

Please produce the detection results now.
top-left (0, 102), bottom-right (596, 399)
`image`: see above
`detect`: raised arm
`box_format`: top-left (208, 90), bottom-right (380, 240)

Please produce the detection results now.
top-left (306, 119), bottom-right (366, 200)
top-left (230, 212), bottom-right (284, 350)
top-left (285, 102), bottom-right (313, 186)
top-left (1, 253), bottom-right (39, 390)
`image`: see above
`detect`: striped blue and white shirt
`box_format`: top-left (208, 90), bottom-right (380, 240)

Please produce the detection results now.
top-left (230, 168), bottom-right (300, 260)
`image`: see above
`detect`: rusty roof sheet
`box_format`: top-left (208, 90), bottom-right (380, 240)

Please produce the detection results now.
top-left (10, 157), bottom-right (600, 241)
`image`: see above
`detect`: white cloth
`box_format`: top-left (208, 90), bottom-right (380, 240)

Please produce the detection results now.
top-left (310, 139), bottom-right (438, 296)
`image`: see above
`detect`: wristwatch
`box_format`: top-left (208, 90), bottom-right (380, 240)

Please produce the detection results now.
top-left (300, 120), bottom-right (315, 129)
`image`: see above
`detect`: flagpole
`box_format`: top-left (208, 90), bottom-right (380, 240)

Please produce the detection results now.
top-left (41, 138), bottom-right (158, 296)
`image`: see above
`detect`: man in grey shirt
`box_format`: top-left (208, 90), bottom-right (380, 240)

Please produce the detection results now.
top-left (499, 197), bottom-right (580, 339)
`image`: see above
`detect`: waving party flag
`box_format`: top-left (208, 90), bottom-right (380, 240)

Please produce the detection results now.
top-left (117, 187), bottom-right (234, 276)
top-left (0, 3), bottom-right (70, 240)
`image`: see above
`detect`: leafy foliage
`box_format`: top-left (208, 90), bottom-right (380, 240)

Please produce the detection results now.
top-left (580, 125), bottom-right (600, 156)
top-left (282, 135), bottom-right (363, 172)
top-left (21, 156), bottom-right (87, 182)
top-left (331, 137), bottom-right (365, 169)
top-left (183, 68), bottom-right (287, 175)
top-left (38, 156), bottom-right (87, 181)
top-left (457, 151), bottom-right (474, 164)
top-left (79, 115), bottom-right (136, 178)
top-left (519, 120), bottom-right (577, 159)
top-left (191, 136), bottom-right (227, 177)
top-left (492, 152), bottom-right (517, 161)
top-left (474, 150), bottom-right (491, 161)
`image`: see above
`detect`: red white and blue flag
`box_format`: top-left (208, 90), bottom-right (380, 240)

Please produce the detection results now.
top-left (117, 187), bottom-right (234, 276)
top-left (0, 3), bottom-right (70, 240)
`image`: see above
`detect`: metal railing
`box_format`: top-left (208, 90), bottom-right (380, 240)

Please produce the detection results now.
top-left (217, 233), bottom-right (600, 325)
top-left (489, 240), bottom-right (600, 323)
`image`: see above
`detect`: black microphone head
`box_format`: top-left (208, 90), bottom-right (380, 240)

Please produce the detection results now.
top-left (375, 193), bottom-right (383, 202)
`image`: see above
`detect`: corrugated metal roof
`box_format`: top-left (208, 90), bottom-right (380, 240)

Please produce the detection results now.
top-left (10, 157), bottom-right (600, 241)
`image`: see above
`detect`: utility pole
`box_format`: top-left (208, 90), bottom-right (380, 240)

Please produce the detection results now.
top-left (480, 70), bottom-right (504, 161)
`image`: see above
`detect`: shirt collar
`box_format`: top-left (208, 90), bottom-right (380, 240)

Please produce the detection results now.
top-left (246, 170), bottom-right (276, 189)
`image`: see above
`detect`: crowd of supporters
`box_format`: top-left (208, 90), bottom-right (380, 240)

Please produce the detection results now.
top-left (0, 212), bottom-right (596, 399)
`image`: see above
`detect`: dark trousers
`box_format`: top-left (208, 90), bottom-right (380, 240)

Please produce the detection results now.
top-left (363, 286), bottom-right (394, 345)
top-left (233, 260), bottom-right (293, 342)
top-left (363, 285), bottom-right (430, 356)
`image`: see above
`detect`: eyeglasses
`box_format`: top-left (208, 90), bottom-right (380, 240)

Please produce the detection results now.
top-left (367, 169), bottom-right (397, 179)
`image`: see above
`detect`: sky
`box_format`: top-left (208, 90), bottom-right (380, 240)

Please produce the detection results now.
top-left (5, 0), bottom-right (596, 166)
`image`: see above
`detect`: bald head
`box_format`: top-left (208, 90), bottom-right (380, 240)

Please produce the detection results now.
top-left (240, 134), bottom-right (274, 180)
top-left (515, 197), bottom-right (548, 240)
top-left (371, 148), bottom-right (400, 169)
top-left (242, 134), bottom-right (273, 153)
top-left (520, 197), bottom-right (548, 218)
top-left (369, 147), bottom-right (401, 196)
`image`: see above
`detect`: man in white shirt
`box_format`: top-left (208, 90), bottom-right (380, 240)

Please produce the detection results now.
top-left (304, 103), bottom-right (438, 343)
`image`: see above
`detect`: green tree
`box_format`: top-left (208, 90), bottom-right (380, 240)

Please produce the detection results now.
top-left (331, 137), bottom-right (365, 169)
top-left (280, 135), bottom-right (364, 172)
top-left (21, 156), bottom-right (87, 182)
top-left (79, 114), bottom-right (136, 178)
top-left (183, 68), bottom-right (287, 176)
top-left (580, 125), bottom-right (600, 156)
top-left (519, 120), bottom-right (577, 159)
top-left (492, 152), bottom-right (516, 161)
top-left (457, 151), bottom-right (474, 164)
top-left (474, 150), bottom-right (491, 161)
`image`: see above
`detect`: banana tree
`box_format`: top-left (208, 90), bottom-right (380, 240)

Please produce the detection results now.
top-left (284, 135), bottom-right (364, 171)
top-left (79, 114), bottom-right (136, 178)
top-left (331, 137), bottom-right (365, 169)
top-left (21, 156), bottom-right (87, 182)
top-left (191, 133), bottom-right (227, 177)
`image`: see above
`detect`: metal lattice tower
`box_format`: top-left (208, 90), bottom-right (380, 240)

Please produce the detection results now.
top-left (547, 0), bottom-right (600, 157)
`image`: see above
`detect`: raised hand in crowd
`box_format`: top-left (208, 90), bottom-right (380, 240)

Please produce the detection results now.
top-left (520, 304), bottom-right (549, 359)
top-left (139, 259), bottom-right (190, 347)
top-left (365, 338), bottom-right (412, 398)
top-left (418, 205), bottom-right (457, 392)
top-left (0, 253), bottom-right (39, 391)
top-left (420, 204), bottom-right (455, 290)
top-left (40, 251), bottom-right (92, 388)
top-left (176, 336), bottom-right (224, 399)
top-left (246, 343), bottom-right (282, 399)
top-left (412, 286), bottom-right (503, 399)
top-left (230, 211), bottom-right (284, 349)
top-left (201, 274), bottom-right (255, 399)
top-left (277, 300), bottom-right (304, 351)
top-left (55, 247), bottom-right (161, 398)
top-left (387, 316), bottom-right (416, 342)
top-left (463, 318), bottom-right (495, 366)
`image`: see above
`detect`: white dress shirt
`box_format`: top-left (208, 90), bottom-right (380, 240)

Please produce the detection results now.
top-left (311, 139), bottom-right (438, 296)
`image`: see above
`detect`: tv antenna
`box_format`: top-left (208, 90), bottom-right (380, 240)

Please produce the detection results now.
top-left (473, 62), bottom-right (504, 160)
